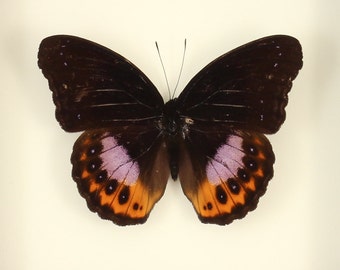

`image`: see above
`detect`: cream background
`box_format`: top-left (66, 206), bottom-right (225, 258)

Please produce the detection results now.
top-left (1, 0), bottom-right (339, 269)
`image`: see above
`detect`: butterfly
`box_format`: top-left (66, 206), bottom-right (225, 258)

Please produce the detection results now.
top-left (38, 35), bottom-right (303, 226)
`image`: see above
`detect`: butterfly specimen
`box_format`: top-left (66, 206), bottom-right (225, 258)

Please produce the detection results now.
top-left (38, 35), bottom-right (302, 226)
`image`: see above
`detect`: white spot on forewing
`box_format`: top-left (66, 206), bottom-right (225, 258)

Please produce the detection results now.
top-left (206, 135), bottom-right (245, 185)
top-left (100, 136), bottom-right (139, 185)
top-left (266, 74), bottom-right (274, 80)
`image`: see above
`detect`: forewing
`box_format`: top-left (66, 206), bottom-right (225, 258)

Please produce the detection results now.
top-left (38, 35), bottom-right (164, 132)
top-left (179, 129), bottom-right (274, 225)
top-left (71, 125), bottom-right (169, 225)
top-left (178, 35), bottom-right (303, 134)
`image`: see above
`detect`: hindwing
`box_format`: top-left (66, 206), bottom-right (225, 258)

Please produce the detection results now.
top-left (71, 126), bottom-right (169, 225)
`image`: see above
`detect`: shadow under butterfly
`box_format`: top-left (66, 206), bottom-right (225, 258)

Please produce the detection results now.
top-left (38, 35), bottom-right (303, 226)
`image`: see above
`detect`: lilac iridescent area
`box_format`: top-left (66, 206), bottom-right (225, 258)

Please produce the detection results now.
top-left (99, 134), bottom-right (140, 185)
top-left (206, 135), bottom-right (244, 185)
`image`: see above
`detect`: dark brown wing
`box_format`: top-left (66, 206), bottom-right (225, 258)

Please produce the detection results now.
top-left (178, 35), bottom-right (303, 134)
top-left (38, 35), bottom-right (164, 132)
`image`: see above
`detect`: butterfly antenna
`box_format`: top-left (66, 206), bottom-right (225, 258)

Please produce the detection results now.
top-left (155, 41), bottom-right (171, 100)
top-left (172, 39), bottom-right (187, 99)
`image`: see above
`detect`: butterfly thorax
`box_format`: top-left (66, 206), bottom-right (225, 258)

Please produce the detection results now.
top-left (159, 98), bottom-right (182, 137)
top-left (158, 98), bottom-right (193, 139)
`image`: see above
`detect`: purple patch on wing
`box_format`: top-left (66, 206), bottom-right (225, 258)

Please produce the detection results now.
top-left (206, 135), bottom-right (245, 185)
top-left (100, 134), bottom-right (140, 185)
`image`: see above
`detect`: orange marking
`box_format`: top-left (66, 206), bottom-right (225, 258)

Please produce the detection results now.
top-left (88, 178), bottom-right (101, 193)
top-left (257, 150), bottom-right (266, 160)
top-left (253, 136), bottom-right (263, 146)
top-left (82, 138), bottom-right (91, 145)
top-left (81, 170), bottom-right (89, 179)
top-left (80, 153), bottom-right (87, 161)
top-left (255, 168), bottom-right (264, 178)
top-left (241, 176), bottom-right (256, 191)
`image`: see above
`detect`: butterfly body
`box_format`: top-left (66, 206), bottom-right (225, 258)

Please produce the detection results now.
top-left (38, 35), bottom-right (302, 225)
